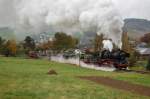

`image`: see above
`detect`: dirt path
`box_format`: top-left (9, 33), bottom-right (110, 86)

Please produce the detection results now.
top-left (116, 70), bottom-right (150, 75)
top-left (79, 76), bottom-right (150, 97)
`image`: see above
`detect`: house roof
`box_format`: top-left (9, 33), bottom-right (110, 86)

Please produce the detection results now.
top-left (136, 48), bottom-right (150, 55)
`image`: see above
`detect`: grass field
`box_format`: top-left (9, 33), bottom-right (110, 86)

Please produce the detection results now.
top-left (0, 57), bottom-right (150, 99)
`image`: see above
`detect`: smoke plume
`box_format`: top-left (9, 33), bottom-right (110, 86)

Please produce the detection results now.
top-left (103, 40), bottom-right (114, 51)
top-left (1, 0), bottom-right (124, 46)
top-left (51, 55), bottom-right (116, 71)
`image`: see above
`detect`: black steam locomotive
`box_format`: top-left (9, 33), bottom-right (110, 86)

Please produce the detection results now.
top-left (81, 49), bottom-right (130, 69)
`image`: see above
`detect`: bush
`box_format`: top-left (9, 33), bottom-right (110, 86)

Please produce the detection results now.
top-left (129, 51), bottom-right (137, 67)
top-left (146, 56), bottom-right (150, 71)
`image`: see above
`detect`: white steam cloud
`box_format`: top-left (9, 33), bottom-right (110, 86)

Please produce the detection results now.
top-left (12, 0), bottom-right (124, 46)
top-left (103, 40), bottom-right (114, 51)
top-left (51, 55), bottom-right (116, 71)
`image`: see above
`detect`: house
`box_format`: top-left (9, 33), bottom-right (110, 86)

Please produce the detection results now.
top-left (136, 48), bottom-right (150, 59)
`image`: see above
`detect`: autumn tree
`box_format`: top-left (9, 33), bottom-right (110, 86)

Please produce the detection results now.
top-left (38, 41), bottom-right (53, 50)
top-left (3, 40), bottom-right (17, 56)
top-left (122, 32), bottom-right (131, 53)
top-left (121, 32), bottom-right (138, 66)
top-left (140, 33), bottom-right (150, 46)
top-left (94, 34), bottom-right (103, 52)
top-left (53, 32), bottom-right (78, 51)
top-left (139, 32), bottom-right (150, 50)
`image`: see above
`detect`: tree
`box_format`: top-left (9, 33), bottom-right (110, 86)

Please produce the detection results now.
top-left (129, 51), bottom-right (137, 67)
top-left (3, 40), bottom-right (17, 56)
top-left (122, 32), bottom-right (138, 66)
top-left (0, 37), bottom-right (6, 54)
top-left (146, 56), bottom-right (150, 71)
top-left (122, 32), bottom-right (131, 53)
top-left (17, 42), bottom-right (26, 56)
top-left (53, 32), bottom-right (78, 51)
top-left (38, 41), bottom-right (53, 50)
top-left (23, 36), bottom-right (35, 51)
top-left (0, 37), bottom-right (5, 46)
top-left (94, 34), bottom-right (103, 52)
top-left (140, 33), bottom-right (150, 44)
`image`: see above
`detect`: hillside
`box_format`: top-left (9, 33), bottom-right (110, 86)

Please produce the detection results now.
top-left (0, 27), bottom-right (15, 39)
top-left (123, 18), bottom-right (150, 39)
top-left (0, 18), bottom-right (150, 40)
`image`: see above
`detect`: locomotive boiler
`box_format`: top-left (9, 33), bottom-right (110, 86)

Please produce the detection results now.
top-left (81, 49), bottom-right (130, 69)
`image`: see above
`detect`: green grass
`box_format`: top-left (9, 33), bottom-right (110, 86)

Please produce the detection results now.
top-left (129, 61), bottom-right (147, 71)
top-left (0, 57), bottom-right (150, 99)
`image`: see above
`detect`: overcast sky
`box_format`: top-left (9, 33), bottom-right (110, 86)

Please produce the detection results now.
top-left (0, 0), bottom-right (16, 27)
top-left (112, 0), bottom-right (150, 20)
top-left (0, 0), bottom-right (150, 27)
